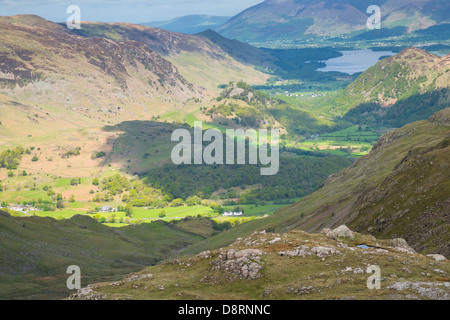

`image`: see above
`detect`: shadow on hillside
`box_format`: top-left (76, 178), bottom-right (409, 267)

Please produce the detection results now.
top-left (343, 88), bottom-right (450, 127)
top-left (101, 121), bottom-right (189, 175)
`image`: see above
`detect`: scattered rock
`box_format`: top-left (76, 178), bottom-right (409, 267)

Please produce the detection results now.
top-left (387, 282), bottom-right (450, 300)
top-left (196, 251), bottom-right (212, 259)
top-left (287, 286), bottom-right (314, 296)
top-left (427, 254), bottom-right (447, 262)
top-left (268, 237), bottom-right (282, 245)
top-left (124, 273), bottom-right (153, 282)
top-left (311, 246), bottom-right (341, 258)
top-left (69, 285), bottom-right (106, 300)
top-left (278, 245), bottom-right (312, 258)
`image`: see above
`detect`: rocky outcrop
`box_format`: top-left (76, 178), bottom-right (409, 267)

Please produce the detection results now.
top-left (213, 249), bottom-right (265, 280)
top-left (322, 225), bottom-right (355, 240)
top-left (427, 254), bottom-right (447, 262)
top-left (388, 238), bottom-right (417, 255)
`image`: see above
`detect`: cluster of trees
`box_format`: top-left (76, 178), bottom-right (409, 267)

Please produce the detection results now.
top-left (63, 147), bottom-right (81, 158)
top-left (17, 199), bottom-right (56, 212)
top-left (207, 102), bottom-right (270, 128)
top-left (0, 147), bottom-right (24, 170)
top-left (90, 174), bottom-right (166, 208)
top-left (146, 156), bottom-right (351, 203)
top-left (92, 151), bottom-right (106, 159)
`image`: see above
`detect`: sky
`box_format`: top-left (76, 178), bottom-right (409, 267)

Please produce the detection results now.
top-left (0, 0), bottom-right (264, 23)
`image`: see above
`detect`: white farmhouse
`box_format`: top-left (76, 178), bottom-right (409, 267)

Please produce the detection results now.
top-left (223, 211), bottom-right (243, 217)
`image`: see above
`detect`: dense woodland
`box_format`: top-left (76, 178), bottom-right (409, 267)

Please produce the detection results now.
top-left (144, 156), bottom-right (351, 202)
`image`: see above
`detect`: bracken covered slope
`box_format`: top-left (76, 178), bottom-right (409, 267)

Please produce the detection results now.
top-left (0, 15), bottom-right (197, 119)
top-left (65, 21), bottom-right (269, 94)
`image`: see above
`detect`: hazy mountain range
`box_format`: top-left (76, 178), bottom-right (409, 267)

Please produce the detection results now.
top-left (142, 15), bottom-right (231, 34)
top-left (217, 0), bottom-right (450, 42)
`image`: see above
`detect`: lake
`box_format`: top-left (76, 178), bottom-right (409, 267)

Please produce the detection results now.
top-left (318, 49), bottom-right (395, 75)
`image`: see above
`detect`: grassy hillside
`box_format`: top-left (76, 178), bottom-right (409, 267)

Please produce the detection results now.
top-left (342, 48), bottom-right (449, 109)
top-left (0, 211), bottom-right (216, 299)
top-left (70, 228), bottom-right (450, 300)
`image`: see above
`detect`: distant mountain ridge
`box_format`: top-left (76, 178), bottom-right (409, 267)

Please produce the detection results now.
top-left (218, 0), bottom-right (450, 42)
top-left (142, 15), bottom-right (231, 34)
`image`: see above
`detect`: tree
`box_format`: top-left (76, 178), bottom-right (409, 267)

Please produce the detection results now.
top-left (31, 155), bottom-right (38, 162)
top-left (68, 194), bottom-right (76, 203)
top-left (56, 199), bottom-right (64, 209)
top-left (209, 202), bottom-right (221, 212)
top-left (186, 195), bottom-right (202, 206)
top-left (158, 210), bottom-right (166, 218)
top-left (125, 203), bottom-right (133, 218)
top-left (170, 198), bottom-right (184, 207)
top-left (92, 177), bottom-right (99, 186)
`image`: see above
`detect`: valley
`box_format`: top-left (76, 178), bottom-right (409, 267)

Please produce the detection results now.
top-left (0, 2), bottom-right (449, 301)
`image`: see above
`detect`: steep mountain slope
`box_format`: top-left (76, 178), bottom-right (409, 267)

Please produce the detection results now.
top-left (142, 15), bottom-right (231, 34)
top-left (70, 227), bottom-right (450, 300)
top-left (344, 48), bottom-right (449, 107)
top-left (179, 109), bottom-right (450, 258)
top-left (269, 108), bottom-right (450, 256)
top-left (196, 29), bottom-right (276, 68)
top-left (341, 48), bottom-right (450, 127)
top-left (0, 15), bottom-right (198, 122)
top-left (218, 0), bottom-right (450, 42)
top-left (66, 21), bottom-right (269, 94)
top-left (0, 210), bottom-right (215, 299)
